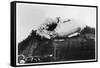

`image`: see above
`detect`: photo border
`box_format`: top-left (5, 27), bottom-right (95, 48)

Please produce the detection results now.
top-left (10, 1), bottom-right (98, 67)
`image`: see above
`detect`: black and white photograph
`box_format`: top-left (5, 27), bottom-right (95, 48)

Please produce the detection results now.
top-left (11, 1), bottom-right (98, 67)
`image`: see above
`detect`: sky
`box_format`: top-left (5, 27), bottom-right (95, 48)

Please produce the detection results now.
top-left (16, 3), bottom-right (96, 43)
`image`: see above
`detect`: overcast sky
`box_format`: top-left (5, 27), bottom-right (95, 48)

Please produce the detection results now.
top-left (16, 3), bottom-right (96, 43)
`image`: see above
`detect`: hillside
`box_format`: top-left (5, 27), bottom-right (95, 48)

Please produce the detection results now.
top-left (18, 26), bottom-right (95, 64)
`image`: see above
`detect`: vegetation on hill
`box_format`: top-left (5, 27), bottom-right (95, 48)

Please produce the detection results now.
top-left (18, 26), bottom-right (95, 64)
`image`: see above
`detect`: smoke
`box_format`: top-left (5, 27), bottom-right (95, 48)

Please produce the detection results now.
top-left (36, 17), bottom-right (86, 39)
